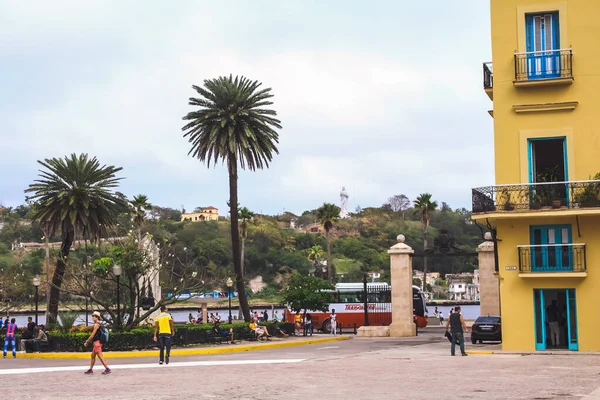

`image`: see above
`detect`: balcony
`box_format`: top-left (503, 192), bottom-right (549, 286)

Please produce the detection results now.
top-left (472, 180), bottom-right (600, 215)
top-left (518, 244), bottom-right (586, 278)
top-left (483, 62), bottom-right (493, 100)
top-left (514, 49), bottom-right (573, 87)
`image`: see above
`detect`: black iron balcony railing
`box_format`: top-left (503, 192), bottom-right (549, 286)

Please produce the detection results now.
top-left (483, 62), bottom-right (493, 89)
top-left (472, 180), bottom-right (600, 214)
top-left (518, 244), bottom-right (586, 273)
top-left (514, 48), bottom-right (573, 82)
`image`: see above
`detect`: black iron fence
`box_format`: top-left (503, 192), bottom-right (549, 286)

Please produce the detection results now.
top-left (518, 244), bottom-right (586, 273)
top-left (514, 49), bottom-right (573, 82)
top-left (483, 62), bottom-right (493, 89)
top-left (361, 278), bottom-right (391, 327)
top-left (472, 180), bottom-right (600, 214)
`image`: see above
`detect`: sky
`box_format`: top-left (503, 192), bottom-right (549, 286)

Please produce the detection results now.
top-left (0, 1), bottom-right (493, 216)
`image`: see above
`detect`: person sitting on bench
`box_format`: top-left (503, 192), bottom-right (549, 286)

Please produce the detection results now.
top-left (212, 321), bottom-right (235, 344)
top-left (250, 318), bottom-right (272, 341)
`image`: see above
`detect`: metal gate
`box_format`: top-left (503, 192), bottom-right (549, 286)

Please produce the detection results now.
top-left (361, 275), bottom-right (392, 326)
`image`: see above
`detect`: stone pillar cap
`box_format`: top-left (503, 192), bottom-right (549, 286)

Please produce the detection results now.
top-left (388, 234), bottom-right (414, 254)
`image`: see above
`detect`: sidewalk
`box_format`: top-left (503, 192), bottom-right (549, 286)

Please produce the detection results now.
top-left (18, 335), bottom-right (351, 359)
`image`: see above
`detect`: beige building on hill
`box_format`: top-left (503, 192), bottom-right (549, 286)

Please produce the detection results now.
top-left (181, 206), bottom-right (219, 222)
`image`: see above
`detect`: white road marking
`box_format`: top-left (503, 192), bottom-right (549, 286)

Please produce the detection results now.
top-left (0, 359), bottom-right (305, 375)
top-left (317, 346), bottom-right (339, 350)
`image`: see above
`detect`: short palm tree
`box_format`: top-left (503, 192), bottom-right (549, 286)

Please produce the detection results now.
top-left (182, 75), bottom-right (281, 322)
top-left (316, 203), bottom-right (341, 280)
top-left (413, 193), bottom-right (438, 291)
top-left (130, 194), bottom-right (152, 241)
top-left (238, 207), bottom-right (254, 277)
top-left (307, 245), bottom-right (325, 276)
top-left (25, 154), bottom-right (126, 324)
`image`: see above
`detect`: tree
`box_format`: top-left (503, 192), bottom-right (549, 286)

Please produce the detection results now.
top-left (130, 194), bottom-right (152, 241)
top-left (316, 203), bottom-right (340, 281)
top-left (306, 245), bottom-right (325, 276)
top-left (182, 75), bottom-right (282, 322)
top-left (282, 273), bottom-right (335, 314)
top-left (387, 194), bottom-right (411, 215)
top-left (238, 207), bottom-right (254, 277)
top-left (25, 154), bottom-right (127, 324)
top-left (413, 193), bottom-right (438, 292)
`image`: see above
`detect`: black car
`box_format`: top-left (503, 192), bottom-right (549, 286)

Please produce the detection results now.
top-left (471, 316), bottom-right (501, 344)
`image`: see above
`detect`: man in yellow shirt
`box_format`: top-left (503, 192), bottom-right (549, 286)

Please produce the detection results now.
top-left (153, 305), bottom-right (175, 365)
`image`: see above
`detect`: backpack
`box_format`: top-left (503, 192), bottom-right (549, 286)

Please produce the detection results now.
top-left (99, 324), bottom-right (109, 344)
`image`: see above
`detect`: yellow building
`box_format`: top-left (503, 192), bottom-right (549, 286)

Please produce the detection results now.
top-left (181, 206), bottom-right (219, 222)
top-left (473, 0), bottom-right (600, 351)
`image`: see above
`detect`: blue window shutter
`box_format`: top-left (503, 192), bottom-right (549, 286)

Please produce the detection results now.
top-left (526, 15), bottom-right (533, 52)
top-left (553, 13), bottom-right (560, 49)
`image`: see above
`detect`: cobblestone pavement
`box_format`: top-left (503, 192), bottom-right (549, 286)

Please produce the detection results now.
top-left (2, 335), bottom-right (600, 399)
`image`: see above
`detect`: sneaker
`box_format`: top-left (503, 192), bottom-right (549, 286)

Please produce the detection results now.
top-left (165, 355), bottom-right (169, 365)
top-left (159, 360), bottom-right (163, 365)
top-left (101, 369), bottom-right (111, 375)
top-left (84, 369), bottom-right (93, 375)
top-left (461, 353), bottom-right (468, 356)
top-left (451, 354), bottom-right (455, 356)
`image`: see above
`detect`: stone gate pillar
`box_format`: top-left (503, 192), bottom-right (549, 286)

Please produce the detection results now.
top-left (477, 233), bottom-right (500, 317)
top-left (389, 235), bottom-right (416, 337)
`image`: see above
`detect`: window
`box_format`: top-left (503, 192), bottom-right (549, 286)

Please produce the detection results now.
top-left (530, 225), bottom-right (573, 271)
top-left (526, 12), bottom-right (560, 79)
top-left (529, 137), bottom-right (568, 207)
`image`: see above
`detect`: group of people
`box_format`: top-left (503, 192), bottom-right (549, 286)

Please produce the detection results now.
top-left (1, 316), bottom-right (49, 358)
top-left (294, 309), bottom-right (337, 336)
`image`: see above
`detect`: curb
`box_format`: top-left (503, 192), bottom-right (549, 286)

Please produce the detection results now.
top-left (17, 335), bottom-right (352, 359)
top-left (465, 350), bottom-right (493, 355)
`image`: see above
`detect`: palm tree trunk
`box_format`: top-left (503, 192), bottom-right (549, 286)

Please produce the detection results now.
top-left (48, 230), bottom-right (74, 325)
top-left (422, 233), bottom-right (428, 292)
top-left (228, 157), bottom-right (251, 322)
top-left (326, 229), bottom-right (332, 281)
top-left (241, 237), bottom-right (246, 277)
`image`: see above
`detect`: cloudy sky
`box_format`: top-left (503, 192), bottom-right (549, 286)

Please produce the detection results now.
top-left (0, 1), bottom-right (493, 215)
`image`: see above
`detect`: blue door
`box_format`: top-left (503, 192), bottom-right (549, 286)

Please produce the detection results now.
top-left (534, 289), bottom-right (578, 351)
top-left (526, 13), bottom-right (560, 79)
top-left (530, 225), bottom-right (572, 271)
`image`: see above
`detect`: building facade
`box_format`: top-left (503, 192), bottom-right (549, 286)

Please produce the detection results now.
top-left (473, 0), bottom-right (600, 351)
top-left (181, 206), bottom-right (219, 222)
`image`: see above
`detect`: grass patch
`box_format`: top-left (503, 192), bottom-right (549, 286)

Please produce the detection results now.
top-left (333, 258), bottom-right (363, 274)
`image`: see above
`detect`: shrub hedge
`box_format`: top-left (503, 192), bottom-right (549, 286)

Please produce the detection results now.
top-left (2, 322), bottom-right (295, 352)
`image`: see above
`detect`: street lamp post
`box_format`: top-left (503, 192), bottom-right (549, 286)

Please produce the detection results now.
top-left (226, 277), bottom-right (233, 324)
top-left (32, 276), bottom-right (40, 325)
top-left (112, 264), bottom-right (122, 331)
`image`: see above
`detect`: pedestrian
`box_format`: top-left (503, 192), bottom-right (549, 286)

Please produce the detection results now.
top-left (83, 311), bottom-right (111, 374)
top-left (434, 307), bottom-right (439, 317)
top-left (439, 311), bottom-right (444, 326)
top-left (263, 310), bottom-right (269, 322)
top-left (305, 313), bottom-right (313, 336)
top-left (187, 313), bottom-right (194, 324)
top-left (153, 305), bottom-right (174, 365)
top-left (3, 318), bottom-right (17, 359)
top-left (22, 317), bottom-right (36, 339)
top-left (196, 309), bottom-right (202, 323)
top-left (209, 313), bottom-right (215, 323)
top-left (272, 311), bottom-right (279, 323)
top-left (330, 309), bottom-right (337, 335)
top-left (445, 306), bottom-right (469, 356)
top-left (294, 312), bottom-right (302, 335)
top-left (546, 300), bottom-right (561, 348)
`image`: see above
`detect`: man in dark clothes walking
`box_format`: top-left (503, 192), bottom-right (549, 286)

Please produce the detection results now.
top-left (445, 306), bottom-right (469, 356)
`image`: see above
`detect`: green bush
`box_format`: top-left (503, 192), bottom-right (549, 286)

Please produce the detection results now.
top-left (43, 322), bottom-right (295, 352)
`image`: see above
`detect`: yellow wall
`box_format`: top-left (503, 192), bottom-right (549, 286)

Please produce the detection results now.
top-left (496, 215), bottom-right (600, 351)
top-left (490, 0), bottom-right (600, 185)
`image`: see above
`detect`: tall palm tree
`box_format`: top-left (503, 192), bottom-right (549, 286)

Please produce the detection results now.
top-left (130, 194), bottom-right (152, 242)
top-left (238, 207), bottom-right (254, 277)
top-left (413, 193), bottom-right (438, 292)
top-left (25, 154), bottom-right (127, 324)
top-left (316, 203), bottom-right (340, 281)
top-left (182, 75), bottom-right (281, 322)
top-left (307, 245), bottom-right (325, 276)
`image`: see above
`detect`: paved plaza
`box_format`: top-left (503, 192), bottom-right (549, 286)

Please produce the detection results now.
top-left (1, 330), bottom-right (600, 400)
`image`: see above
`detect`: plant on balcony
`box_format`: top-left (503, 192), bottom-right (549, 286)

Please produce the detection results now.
top-left (500, 190), bottom-right (514, 211)
top-left (530, 193), bottom-right (542, 210)
top-left (535, 166), bottom-right (564, 208)
top-left (576, 173), bottom-right (600, 207)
